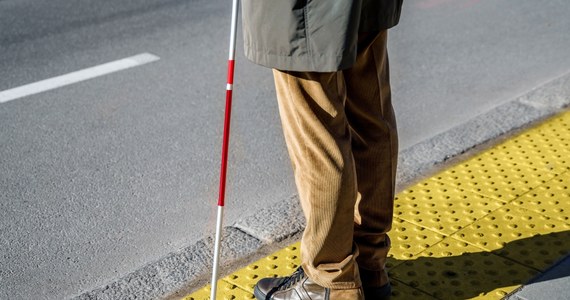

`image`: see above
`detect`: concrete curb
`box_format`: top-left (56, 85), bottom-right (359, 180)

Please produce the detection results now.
top-left (71, 71), bottom-right (570, 300)
top-left (73, 227), bottom-right (262, 300)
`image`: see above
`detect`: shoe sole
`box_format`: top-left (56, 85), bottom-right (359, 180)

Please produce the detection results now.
top-left (253, 285), bottom-right (268, 300)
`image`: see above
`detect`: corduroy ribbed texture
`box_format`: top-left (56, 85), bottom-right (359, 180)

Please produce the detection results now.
top-left (272, 31), bottom-right (398, 291)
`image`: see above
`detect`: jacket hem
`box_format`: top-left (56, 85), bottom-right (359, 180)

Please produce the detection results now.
top-left (244, 46), bottom-right (357, 72)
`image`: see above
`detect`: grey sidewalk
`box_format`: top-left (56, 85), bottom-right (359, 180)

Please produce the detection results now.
top-left (507, 255), bottom-right (570, 300)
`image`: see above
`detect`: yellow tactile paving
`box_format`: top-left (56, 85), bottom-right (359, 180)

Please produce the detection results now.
top-left (451, 205), bottom-right (570, 252)
top-left (432, 160), bottom-right (556, 202)
top-left (511, 172), bottom-right (570, 224)
top-left (482, 134), bottom-right (570, 175)
top-left (224, 243), bottom-right (301, 293)
top-left (467, 111), bottom-right (570, 176)
top-left (184, 110), bottom-right (570, 300)
top-left (388, 237), bottom-right (539, 299)
top-left (491, 229), bottom-right (570, 272)
top-left (388, 218), bottom-right (445, 262)
top-left (394, 180), bottom-right (504, 235)
top-left (390, 279), bottom-right (438, 300)
top-left (186, 280), bottom-right (254, 300)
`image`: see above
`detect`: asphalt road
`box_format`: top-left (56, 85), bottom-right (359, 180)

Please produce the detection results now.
top-left (1, 0), bottom-right (570, 299)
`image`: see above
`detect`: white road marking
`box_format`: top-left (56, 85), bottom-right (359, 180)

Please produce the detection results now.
top-left (0, 53), bottom-right (160, 104)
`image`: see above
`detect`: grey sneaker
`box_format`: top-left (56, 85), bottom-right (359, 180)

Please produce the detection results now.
top-left (253, 267), bottom-right (330, 300)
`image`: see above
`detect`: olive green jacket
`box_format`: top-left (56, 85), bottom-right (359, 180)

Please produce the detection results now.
top-left (241, 0), bottom-right (403, 72)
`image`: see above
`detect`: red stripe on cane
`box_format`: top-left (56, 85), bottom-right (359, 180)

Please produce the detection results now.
top-left (218, 88), bottom-right (233, 207)
top-left (227, 60), bottom-right (235, 84)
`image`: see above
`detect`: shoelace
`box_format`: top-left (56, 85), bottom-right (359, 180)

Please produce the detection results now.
top-left (266, 267), bottom-right (307, 299)
top-left (277, 267), bottom-right (306, 291)
top-left (265, 267), bottom-right (305, 299)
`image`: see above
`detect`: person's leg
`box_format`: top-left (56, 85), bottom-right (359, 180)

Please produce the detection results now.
top-left (254, 69), bottom-right (363, 299)
top-left (343, 30), bottom-right (398, 290)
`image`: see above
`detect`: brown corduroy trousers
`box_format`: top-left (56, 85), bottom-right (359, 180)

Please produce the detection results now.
top-left (273, 30), bottom-right (398, 293)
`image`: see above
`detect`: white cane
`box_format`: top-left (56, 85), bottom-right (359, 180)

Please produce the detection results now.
top-left (211, 0), bottom-right (239, 299)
